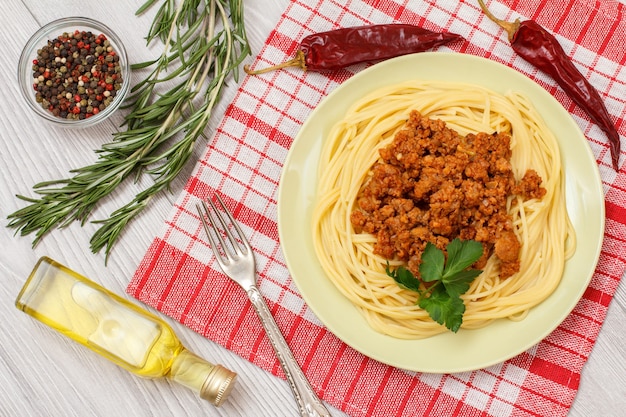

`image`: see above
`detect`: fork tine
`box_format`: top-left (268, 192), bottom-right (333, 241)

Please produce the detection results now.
top-left (196, 201), bottom-right (227, 263)
top-left (212, 194), bottom-right (252, 255)
top-left (197, 193), bottom-right (251, 262)
top-left (205, 197), bottom-right (240, 259)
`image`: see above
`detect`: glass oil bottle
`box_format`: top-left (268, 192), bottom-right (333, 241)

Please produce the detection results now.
top-left (15, 256), bottom-right (236, 407)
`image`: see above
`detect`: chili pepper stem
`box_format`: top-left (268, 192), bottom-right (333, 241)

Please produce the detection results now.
top-left (477, 0), bottom-right (520, 41)
top-left (244, 50), bottom-right (307, 75)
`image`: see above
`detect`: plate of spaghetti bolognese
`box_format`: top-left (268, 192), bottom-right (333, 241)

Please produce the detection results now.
top-left (277, 52), bottom-right (604, 373)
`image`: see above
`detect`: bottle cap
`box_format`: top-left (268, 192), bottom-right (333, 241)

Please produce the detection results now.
top-left (200, 364), bottom-right (237, 406)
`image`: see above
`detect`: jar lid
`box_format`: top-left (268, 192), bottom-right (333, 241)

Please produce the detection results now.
top-left (200, 364), bottom-right (237, 406)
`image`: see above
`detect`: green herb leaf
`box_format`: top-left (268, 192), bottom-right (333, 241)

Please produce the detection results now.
top-left (386, 238), bottom-right (484, 333)
top-left (386, 264), bottom-right (422, 292)
top-left (443, 238), bottom-right (484, 279)
top-left (442, 268), bottom-right (483, 298)
top-left (418, 284), bottom-right (466, 333)
top-left (419, 242), bottom-right (445, 282)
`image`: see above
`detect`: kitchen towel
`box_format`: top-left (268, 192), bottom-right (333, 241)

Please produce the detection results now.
top-left (128, 1), bottom-right (626, 416)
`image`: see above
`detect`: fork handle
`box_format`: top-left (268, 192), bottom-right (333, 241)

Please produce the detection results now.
top-left (247, 286), bottom-right (332, 417)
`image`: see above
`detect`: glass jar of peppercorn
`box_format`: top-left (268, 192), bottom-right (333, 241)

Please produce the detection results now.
top-left (17, 17), bottom-right (130, 127)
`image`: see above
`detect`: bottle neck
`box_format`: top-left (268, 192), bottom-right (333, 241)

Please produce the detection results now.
top-left (169, 348), bottom-right (237, 406)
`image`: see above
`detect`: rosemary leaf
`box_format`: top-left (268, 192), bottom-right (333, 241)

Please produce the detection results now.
top-left (7, 0), bottom-right (250, 261)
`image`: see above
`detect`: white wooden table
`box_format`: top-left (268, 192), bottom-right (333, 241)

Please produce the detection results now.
top-left (1, 1), bottom-right (624, 416)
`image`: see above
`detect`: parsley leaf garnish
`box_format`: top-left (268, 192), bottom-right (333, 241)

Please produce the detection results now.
top-left (387, 238), bottom-right (483, 333)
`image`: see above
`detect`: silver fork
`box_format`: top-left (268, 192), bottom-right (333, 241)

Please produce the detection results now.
top-left (197, 194), bottom-right (331, 417)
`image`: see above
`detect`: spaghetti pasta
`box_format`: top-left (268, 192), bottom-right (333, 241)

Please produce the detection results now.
top-left (311, 80), bottom-right (575, 339)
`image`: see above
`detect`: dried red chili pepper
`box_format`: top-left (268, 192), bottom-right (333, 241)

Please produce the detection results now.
top-left (478, 0), bottom-right (621, 170)
top-left (244, 24), bottom-right (463, 74)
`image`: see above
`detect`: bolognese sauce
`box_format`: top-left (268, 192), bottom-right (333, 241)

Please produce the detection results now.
top-left (350, 110), bottom-right (546, 278)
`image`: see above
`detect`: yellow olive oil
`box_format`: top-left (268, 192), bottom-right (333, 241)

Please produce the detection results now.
top-left (16, 257), bottom-right (236, 406)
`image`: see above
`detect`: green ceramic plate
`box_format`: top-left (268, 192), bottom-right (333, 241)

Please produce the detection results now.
top-left (277, 53), bottom-right (604, 373)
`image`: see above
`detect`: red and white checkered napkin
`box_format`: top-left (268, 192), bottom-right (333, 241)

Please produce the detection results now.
top-left (128, 1), bottom-right (626, 416)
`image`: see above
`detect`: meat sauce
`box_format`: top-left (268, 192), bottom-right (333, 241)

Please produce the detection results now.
top-left (350, 110), bottom-right (546, 278)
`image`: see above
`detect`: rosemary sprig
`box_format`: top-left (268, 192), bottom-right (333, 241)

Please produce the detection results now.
top-left (7, 0), bottom-right (250, 261)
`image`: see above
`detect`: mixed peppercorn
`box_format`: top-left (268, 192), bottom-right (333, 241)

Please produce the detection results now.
top-left (32, 30), bottom-right (124, 120)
